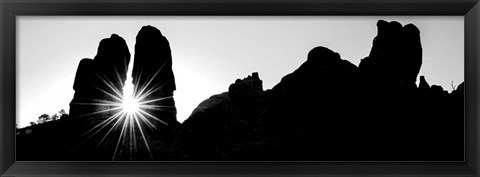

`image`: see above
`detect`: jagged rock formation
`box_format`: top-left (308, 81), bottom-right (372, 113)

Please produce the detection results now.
top-left (17, 34), bottom-right (132, 161)
top-left (177, 72), bottom-right (266, 160)
top-left (229, 72), bottom-right (263, 104)
top-left (69, 34), bottom-right (131, 126)
top-left (177, 20), bottom-right (464, 161)
top-left (418, 76), bottom-right (430, 92)
top-left (359, 20), bottom-right (422, 87)
top-left (16, 21), bottom-right (464, 161)
top-left (132, 26), bottom-right (179, 144)
top-left (68, 34), bottom-right (134, 160)
top-left (17, 26), bottom-right (182, 161)
top-left (69, 58), bottom-right (96, 118)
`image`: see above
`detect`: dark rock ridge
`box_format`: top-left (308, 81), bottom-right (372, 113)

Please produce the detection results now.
top-left (176, 20), bottom-right (464, 161)
top-left (16, 21), bottom-right (463, 161)
top-left (229, 72), bottom-right (263, 104)
top-left (177, 73), bottom-right (266, 160)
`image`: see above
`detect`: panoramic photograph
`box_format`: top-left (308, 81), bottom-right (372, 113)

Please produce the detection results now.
top-left (16, 16), bottom-right (464, 161)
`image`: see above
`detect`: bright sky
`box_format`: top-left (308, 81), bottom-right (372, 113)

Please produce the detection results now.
top-left (17, 16), bottom-right (464, 128)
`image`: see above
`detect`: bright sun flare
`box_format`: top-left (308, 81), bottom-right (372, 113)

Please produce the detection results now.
top-left (75, 66), bottom-right (174, 160)
top-left (121, 96), bottom-right (140, 114)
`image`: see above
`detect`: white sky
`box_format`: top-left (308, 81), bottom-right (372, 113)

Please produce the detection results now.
top-left (16, 16), bottom-right (464, 128)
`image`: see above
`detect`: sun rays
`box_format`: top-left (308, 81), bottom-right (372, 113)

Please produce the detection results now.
top-left (71, 65), bottom-right (174, 160)
top-left (121, 95), bottom-right (140, 114)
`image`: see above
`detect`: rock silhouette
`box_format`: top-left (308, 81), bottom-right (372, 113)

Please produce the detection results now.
top-left (418, 75), bottom-right (430, 92)
top-left (69, 34), bottom-right (135, 160)
top-left (132, 25), bottom-right (179, 146)
top-left (17, 34), bottom-right (133, 160)
top-left (359, 20), bottom-right (422, 87)
top-left (69, 58), bottom-right (96, 118)
top-left (69, 34), bottom-right (131, 126)
top-left (16, 21), bottom-right (464, 161)
top-left (17, 27), bottom-right (180, 161)
top-left (176, 20), bottom-right (463, 161)
top-left (178, 73), bottom-right (266, 160)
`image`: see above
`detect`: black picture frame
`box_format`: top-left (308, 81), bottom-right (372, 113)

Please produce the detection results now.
top-left (1, 0), bottom-right (479, 176)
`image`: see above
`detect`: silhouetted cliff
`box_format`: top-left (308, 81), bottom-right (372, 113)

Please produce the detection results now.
top-left (18, 34), bottom-right (133, 160)
top-left (177, 73), bottom-right (266, 160)
top-left (359, 20), bottom-right (422, 87)
top-left (131, 25), bottom-right (179, 148)
top-left (17, 26), bottom-right (180, 161)
top-left (176, 20), bottom-right (464, 161)
top-left (16, 21), bottom-right (464, 161)
top-left (69, 34), bottom-right (130, 124)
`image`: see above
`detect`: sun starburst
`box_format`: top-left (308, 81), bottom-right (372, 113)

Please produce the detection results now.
top-left (122, 97), bottom-right (140, 114)
top-left (72, 65), bottom-right (174, 160)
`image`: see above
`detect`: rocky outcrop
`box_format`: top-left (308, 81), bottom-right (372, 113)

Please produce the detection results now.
top-left (131, 26), bottom-right (179, 144)
top-left (359, 20), bottom-right (422, 87)
top-left (177, 72), bottom-right (266, 160)
top-left (17, 21), bottom-right (464, 161)
top-left (69, 58), bottom-right (96, 118)
top-left (18, 34), bottom-right (133, 161)
top-left (177, 20), bottom-right (464, 161)
top-left (418, 75), bottom-right (430, 92)
top-left (260, 46), bottom-right (364, 160)
top-left (69, 34), bottom-right (131, 125)
top-left (23, 27), bottom-right (182, 161)
top-left (94, 34), bottom-right (131, 91)
top-left (229, 72), bottom-right (263, 104)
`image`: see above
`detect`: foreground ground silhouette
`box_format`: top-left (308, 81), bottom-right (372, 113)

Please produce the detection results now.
top-left (17, 20), bottom-right (464, 161)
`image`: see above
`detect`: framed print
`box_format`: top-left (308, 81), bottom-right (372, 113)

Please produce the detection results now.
top-left (1, 0), bottom-right (479, 176)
